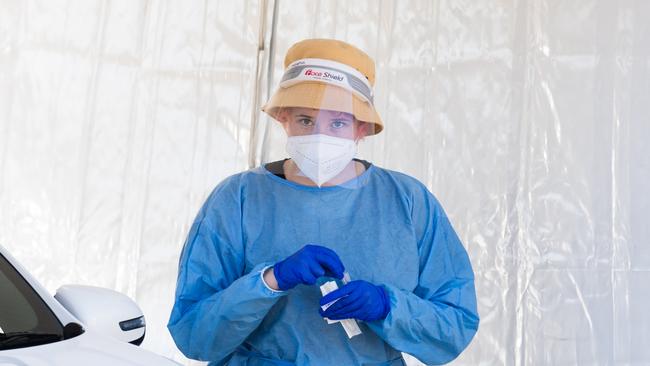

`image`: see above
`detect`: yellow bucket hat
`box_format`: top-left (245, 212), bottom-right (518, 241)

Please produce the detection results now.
top-left (262, 38), bottom-right (384, 135)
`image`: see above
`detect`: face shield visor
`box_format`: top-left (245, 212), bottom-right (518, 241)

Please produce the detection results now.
top-left (262, 58), bottom-right (383, 187)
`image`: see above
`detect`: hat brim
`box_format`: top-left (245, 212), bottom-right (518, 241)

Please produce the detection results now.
top-left (262, 82), bottom-right (383, 135)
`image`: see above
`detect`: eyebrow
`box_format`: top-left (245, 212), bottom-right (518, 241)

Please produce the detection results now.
top-left (331, 115), bottom-right (353, 120)
top-left (293, 113), bottom-right (353, 121)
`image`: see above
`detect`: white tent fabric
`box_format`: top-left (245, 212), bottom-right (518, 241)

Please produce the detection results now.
top-left (1, 1), bottom-right (649, 365)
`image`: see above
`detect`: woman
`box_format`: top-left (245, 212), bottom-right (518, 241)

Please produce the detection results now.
top-left (168, 38), bottom-right (479, 365)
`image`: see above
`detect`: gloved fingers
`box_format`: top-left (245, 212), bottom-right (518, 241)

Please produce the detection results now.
top-left (303, 244), bottom-right (340, 261)
top-left (298, 268), bottom-right (318, 285)
top-left (315, 255), bottom-right (345, 279)
top-left (320, 291), bottom-right (362, 314)
top-left (322, 300), bottom-right (367, 320)
top-left (307, 260), bottom-right (326, 279)
top-left (307, 244), bottom-right (339, 258)
top-left (320, 297), bottom-right (362, 319)
top-left (310, 247), bottom-right (345, 278)
top-left (319, 281), bottom-right (360, 306)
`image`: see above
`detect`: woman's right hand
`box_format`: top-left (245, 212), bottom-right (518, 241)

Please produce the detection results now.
top-left (271, 245), bottom-right (345, 291)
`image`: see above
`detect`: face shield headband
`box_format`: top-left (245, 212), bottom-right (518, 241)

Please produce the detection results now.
top-left (279, 58), bottom-right (375, 105)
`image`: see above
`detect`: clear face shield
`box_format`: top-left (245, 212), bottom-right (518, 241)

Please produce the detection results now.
top-left (262, 58), bottom-right (382, 187)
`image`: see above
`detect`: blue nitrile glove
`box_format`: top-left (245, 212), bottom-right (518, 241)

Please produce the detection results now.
top-left (319, 280), bottom-right (391, 322)
top-left (273, 245), bottom-right (345, 291)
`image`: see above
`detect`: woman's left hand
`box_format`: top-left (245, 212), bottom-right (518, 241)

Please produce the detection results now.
top-left (319, 280), bottom-right (390, 322)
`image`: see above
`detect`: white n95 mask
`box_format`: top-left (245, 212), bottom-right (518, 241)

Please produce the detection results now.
top-left (286, 134), bottom-right (357, 187)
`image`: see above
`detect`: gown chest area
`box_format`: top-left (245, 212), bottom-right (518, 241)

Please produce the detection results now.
top-left (240, 182), bottom-right (420, 291)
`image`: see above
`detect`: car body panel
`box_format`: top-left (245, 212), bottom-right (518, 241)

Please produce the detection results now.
top-left (0, 245), bottom-right (180, 365)
top-left (0, 330), bottom-right (178, 365)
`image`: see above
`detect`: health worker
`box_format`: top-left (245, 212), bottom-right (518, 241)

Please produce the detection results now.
top-left (168, 38), bottom-right (479, 365)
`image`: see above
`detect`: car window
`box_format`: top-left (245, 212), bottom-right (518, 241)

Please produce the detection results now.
top-left (0, 270), bottom-right (39, 331)
top-left (0, 253), bottom-right (64, 349)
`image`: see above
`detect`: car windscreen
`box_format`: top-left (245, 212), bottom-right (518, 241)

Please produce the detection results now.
top-left (0, 253), bottom-right (64, 350)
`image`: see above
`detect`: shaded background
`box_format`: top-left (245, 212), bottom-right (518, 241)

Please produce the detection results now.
top-left (1, 0), bottom-right (649, 365)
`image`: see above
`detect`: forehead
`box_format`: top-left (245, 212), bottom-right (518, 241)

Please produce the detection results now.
top-left (287, 107), bottom-right (354, 120)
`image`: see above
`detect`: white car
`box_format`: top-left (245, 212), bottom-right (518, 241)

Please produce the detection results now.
top-left (0, 245), bottom-right (180, 365)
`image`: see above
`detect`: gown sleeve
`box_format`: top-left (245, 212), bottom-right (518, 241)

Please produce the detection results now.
top-left (366, 182), bottom-right (480, 365)
top-left (167, 175), bottom-right (286, 364)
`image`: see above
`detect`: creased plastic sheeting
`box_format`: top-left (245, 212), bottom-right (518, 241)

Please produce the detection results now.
top-left (257, 1), bottom-right (650, 365)
top-left (0, 1), bottom-right (262, 365)
top-left (0, 1), bottom-right (649, 366)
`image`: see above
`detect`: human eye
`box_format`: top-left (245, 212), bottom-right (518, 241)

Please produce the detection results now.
top-left (330, 119), bottom-right (350, 129)
top-left (296, 117), bottom-right (314, 127)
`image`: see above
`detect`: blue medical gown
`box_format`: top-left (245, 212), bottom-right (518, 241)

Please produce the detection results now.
top-left (168, 164), bottom-right (479, 365)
